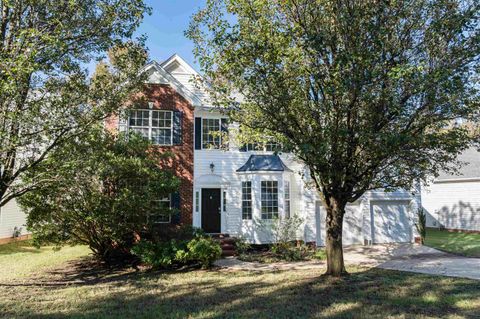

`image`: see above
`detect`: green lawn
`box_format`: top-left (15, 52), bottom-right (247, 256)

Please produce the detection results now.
top-left (0, 240), bottom-right (479, 318)
top-left (425, 228), bottom-right (480, 257)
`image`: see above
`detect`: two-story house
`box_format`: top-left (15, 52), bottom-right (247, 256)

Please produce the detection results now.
top-left (113, 53), bottom-right (420, 245)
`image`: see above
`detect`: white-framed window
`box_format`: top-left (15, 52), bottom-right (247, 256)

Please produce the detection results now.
top-left (202, 118), bottom-right (221, 149)
top-left (284, 181), bottom-right (291, 218)
top-left (195, 191), bottom-right (200, 212)
top-left (128, 109), bottom-right (173, 145)
top-left (265, 141), bottom-right (281, 152)
top-left (261, 181), bottom-right (278, 219)
top-left (244, 141), bottom-right (281, 152)
top-left (241, 181), bottom-right (252, 220)
top-left (152, 195), bottom-right (171, 223)
top-left (223, 191), bottom-right (227, 212)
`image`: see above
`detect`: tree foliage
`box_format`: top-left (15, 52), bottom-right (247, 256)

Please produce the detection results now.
top-left (0, 0), bottom-right (150, 206)
top-left (18, 128), bottom-right (179, 263)
top-left (187, 0), bottom-right (480, 276)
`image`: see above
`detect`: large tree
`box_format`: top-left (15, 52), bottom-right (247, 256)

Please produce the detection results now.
top-left (0, 0), bottom-right (150, 207)
top-left (187, 0), bottom-right (480, 276)
top-left (19, 127), bottom-right (180, 263)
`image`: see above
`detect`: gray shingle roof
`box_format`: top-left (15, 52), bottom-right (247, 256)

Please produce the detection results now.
top-left (237, 155), bottom-right (292, 172)
top-left (437, 147), bottom-right (480, 180)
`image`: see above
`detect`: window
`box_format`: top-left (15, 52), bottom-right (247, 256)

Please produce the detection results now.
top-left (284, 181), bottom-right (291, 218)
top-left (245, 143), bottom-right (260, 151)
top-left (195, 191), bottom-right (200, 212)
top-left (242, 181), bottom-right (252, 220)
top-left (128, 109), bottom-right (173, 145)
top-left (261, 181), bottom-right (278, 219)
top-left (223, 191), bottom-right (227, 212)
top-left (265, 141), bottom-right (282, 152)
top-left (202, 118), bottom-right (221, 149)
top-left (152, 196), bottom-right (171, 223)
top-left (244, 141), bottom-right (281, 152)
top-left (151, 111), bottom-right (172, 145)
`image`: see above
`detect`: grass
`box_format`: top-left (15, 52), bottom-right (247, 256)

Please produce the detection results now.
top-left (0, 241), bottom-right (479, 318)
top-left (425, 228), bottom-right (480, 257)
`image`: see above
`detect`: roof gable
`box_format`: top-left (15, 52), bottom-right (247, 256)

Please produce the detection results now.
top-left (143, 61), bottom-right (203, 107)
top-left (160, 53), bottom-right (199, 75)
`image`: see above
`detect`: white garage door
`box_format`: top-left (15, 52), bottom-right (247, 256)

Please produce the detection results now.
top-left (371, 201), bottom-right (412, 244)
top-left (315, 202), bottom-right (363, 246)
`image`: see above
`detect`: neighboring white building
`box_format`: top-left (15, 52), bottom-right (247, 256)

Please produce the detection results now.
top-left (0, 199), bottom-right (28, 240)
top-left (160, 54), bottom-right (419, 245)
top-left (422, 147), bottom-right (480, 231)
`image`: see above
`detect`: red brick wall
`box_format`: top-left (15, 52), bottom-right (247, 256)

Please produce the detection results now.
top-left (106, 84), bottom-right (194, 225)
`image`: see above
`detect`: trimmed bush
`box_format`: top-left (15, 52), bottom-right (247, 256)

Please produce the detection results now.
top-left (131, 234), bottom-right (221, 269)
top-left (187, 237), bottom-right (222, 269)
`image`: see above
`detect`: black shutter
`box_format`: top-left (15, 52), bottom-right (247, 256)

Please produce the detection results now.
top-left (173, 111), bottom-right (182, 145)
top-left (195, 117), bottom-right (202, 150)
top-left (221, 118), bottom-right (229, 150)
top-left (171, 192), bottom-right (181, 224)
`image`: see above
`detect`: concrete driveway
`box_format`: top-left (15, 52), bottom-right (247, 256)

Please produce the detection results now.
top-left (216, 244), bottom-right (480, 280)
top-left (344, 244), bottom-right (480, 281)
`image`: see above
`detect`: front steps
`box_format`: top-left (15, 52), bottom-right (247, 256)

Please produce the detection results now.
top-left (211, 234), bottom-right (236, 257)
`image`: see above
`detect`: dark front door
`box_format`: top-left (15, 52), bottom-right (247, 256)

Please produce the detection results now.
top-left (201, 188), bottom-right (221, 233)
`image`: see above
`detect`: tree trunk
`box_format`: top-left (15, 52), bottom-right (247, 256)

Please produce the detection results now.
top-left (325, 197), bottom-right (347, 276)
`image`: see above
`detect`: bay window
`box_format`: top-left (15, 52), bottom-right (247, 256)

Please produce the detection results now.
top-left (261, 181), bottom-right (278, 219)
top-left (242, 181), bottom-right (252, 220)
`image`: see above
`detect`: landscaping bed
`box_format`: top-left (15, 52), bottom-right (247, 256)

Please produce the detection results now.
top-left (237, 243), bottom-right (327, 263)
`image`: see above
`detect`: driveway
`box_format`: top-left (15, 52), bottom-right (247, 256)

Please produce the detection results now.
top-left (344, 244), bottom-right (480, 281)
top-left (216, 244), bottom-right (480, 280)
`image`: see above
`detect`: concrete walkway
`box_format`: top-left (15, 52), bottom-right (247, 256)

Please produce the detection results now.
top-left (215, 244), bottom-right (480, 281)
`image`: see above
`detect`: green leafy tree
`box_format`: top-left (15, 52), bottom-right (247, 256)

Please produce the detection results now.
top-left (187, 0), bottom-right (480, 276)
top-left (18, 128), bottom-right (179, 263)
top-left (0, 0), bottom-right (150, 207)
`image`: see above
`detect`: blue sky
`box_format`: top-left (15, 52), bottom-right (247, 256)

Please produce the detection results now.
top-left (136, 0), bottom-right (205, 69)
top-left (87, 1), bottom-right (205, 74)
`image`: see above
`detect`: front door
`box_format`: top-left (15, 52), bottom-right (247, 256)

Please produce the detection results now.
top-left (201, 188), bottom-right (221, 233)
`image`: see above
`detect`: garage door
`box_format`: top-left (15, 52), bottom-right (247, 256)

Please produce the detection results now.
top-left (315, 202), bottom-right (363, 246)
top-left (371, 201), bottom-right (411, 244)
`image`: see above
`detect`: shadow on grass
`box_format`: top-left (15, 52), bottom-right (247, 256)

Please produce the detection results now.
top-left (0, 240), bottom-right (43, 256)
top-left (1, 258), bottom-right (479, 318)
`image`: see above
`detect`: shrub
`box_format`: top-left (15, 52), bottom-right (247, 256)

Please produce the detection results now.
top-left (131, 235), bottom-right (222, 269)
top-left (415, 207), bottom-right (427, 244)
top-left (131, 240), bottom-right (188, 268)
top-left (271, 242), bottom-right (311, 261)
top-left (187, 237), bottom-right (222, 268)
top-left (258, 214), bottom-right (308, 261)
top-left (151, 225), bottom-right (206, 242)
top-left (234, 236), bottom-right (251, 255)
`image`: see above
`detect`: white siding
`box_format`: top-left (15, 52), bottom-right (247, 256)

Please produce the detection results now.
top-left (422, 180), bottom-right (480, 231)
top-left (0, 199), bottom-right (28, 239)
top-left (167, 72), bottom-right (210, 105)
top-left (194, 148), bottom-right (307, 244)
top-left (167, 55), bottom-right (418, 245)
top-left (193, 109), bottom-right (418, 244)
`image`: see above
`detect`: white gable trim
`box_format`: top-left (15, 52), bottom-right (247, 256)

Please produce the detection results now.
top-left (160, 53), bottom-right (199, 76)
top-left (143, 61), bottom-right (203, 107)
